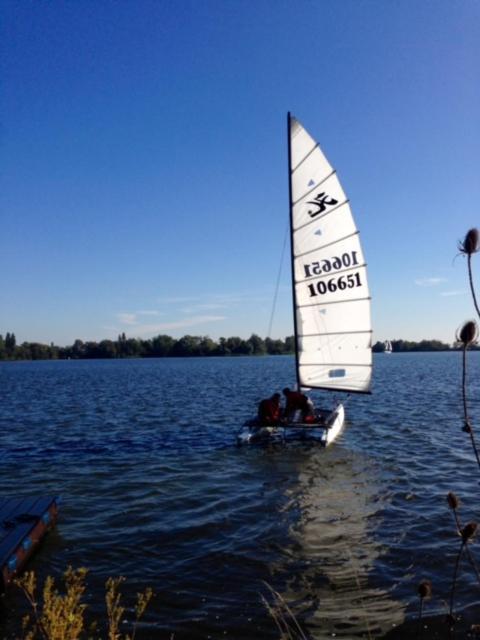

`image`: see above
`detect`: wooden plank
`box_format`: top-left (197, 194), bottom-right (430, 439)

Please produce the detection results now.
top-left (0, 497), bottom-right (36, 524)
top-left (0, 496), bottom-right (40, 555)
top-left (0, 496), bottom-right (58, 590)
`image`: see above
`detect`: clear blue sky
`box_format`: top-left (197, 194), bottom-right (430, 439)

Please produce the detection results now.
top-left (1, 1), bottom-right (479, 345)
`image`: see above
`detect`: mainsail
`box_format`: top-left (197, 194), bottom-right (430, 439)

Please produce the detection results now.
top-left (288, 114), bottom-right (372, 393)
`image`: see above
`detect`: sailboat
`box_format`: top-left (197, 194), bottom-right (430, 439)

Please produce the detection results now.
top-left (237, 114), bottom-right (372, 446)
top-left (383, 340), bottom-right (393, 354)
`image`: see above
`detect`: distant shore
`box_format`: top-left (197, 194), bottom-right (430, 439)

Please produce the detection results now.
top-left (0, 332), bottom-right (475, 361)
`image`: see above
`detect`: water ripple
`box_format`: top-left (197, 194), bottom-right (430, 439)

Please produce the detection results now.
top-left (1, 353), bottom-right (480, 637)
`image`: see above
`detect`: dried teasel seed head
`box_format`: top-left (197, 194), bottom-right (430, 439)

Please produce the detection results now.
top-left (418, 579), bottom-right (432, 599)
top-left (461, 522), bottom-right (477, 542)
top-left (459, 228), bottom-right (480, 255)
top-left (447, 492), bottom-right (459, 510)
top-left (457, 321), bottom-right (478, 347)
top-left (463, 420), bottom-right (472, 433)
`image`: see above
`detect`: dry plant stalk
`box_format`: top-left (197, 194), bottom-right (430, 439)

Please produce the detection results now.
top-left (431, 229), bottom-right (480, 632)
top-left (15, 568), bottom-right (153, 640)
top-left (261, 582), bottom-right (308, 640)
top-left (415, 579), bottom-right (432, 639)
top-left (416, 230), bottom-right (480, 632)
top-left (105, 577), bottom-right (125, 640)
top-left (15, 567), bottom-right (88, 640)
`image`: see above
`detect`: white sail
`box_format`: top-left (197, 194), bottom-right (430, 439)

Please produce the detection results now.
top-left (289, 116), bottom-right (372, 393)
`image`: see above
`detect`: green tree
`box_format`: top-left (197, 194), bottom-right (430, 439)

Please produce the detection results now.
top-left (284, 336), bottom-right (295, 353)
top-left (125, 338), bottom-right (143, 357)
top-left (199, 336), bottom-right (217, 356)
top-left (247, 334), bottom-right (266, 355)
top-left (49, 342), bottom-right (59, 359)
top-left (116, 332), bottom-right (128, 357)
top-left (5, 332), bottom-right (16, 357)
top-left (97, 340), bottom-right (117, 358)
top-left (71, 339), bottom-right (85, 358)
top-left (27, 342), bottom-right (50, 360)
top-left (225, 336), bottom-right (251, 355)
top-left (151, 334), bottom-right (175, 357)
top-left (172, 335), bottom-right (202, 357)
top-left (217, 337), bottom-right (230, 355)
top-left (265, 337), bottom-right (285, 355)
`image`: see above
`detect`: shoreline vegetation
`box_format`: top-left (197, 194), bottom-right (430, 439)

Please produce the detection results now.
top-left (0, 332), bottom-right (474, 361)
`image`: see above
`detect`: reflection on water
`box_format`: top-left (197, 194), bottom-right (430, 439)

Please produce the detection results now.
top-left (272, 446), bottom-right (404, 638)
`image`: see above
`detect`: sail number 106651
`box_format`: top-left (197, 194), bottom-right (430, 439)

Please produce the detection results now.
top-left (303, 251), bottom-right (359, 278)
top-left (307, 272), bottom-right (362, 297)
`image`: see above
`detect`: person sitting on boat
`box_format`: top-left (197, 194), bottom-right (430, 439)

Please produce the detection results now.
top-left (282, 388), bottom-right (314, 422)
top-left (257, 393), bottom-right (282, 425)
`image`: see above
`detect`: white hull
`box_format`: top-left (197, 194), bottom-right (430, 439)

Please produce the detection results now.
top-left (237, 403), bottom-right (345, 447)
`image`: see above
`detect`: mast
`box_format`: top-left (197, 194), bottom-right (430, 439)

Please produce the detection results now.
top-left (287, 112), bottom-right (301, 390)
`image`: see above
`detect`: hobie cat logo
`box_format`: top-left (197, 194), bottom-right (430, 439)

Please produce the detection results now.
top-left (307, 192), bottom-right (338, 218)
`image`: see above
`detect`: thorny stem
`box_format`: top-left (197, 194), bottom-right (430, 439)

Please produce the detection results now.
top-left (415, 597), bottom-right (424, 640)
top-left (261, 583), bottom-right (308, 640)
top-left (467, 254), bottom-right (480, 320)
top-left (449, 506), bottom-right (480, 588)
top-left (462, 347), bottom-right (468, 426)
top-left (462, 346), bottom-right (480, 470)
top-left (452, 508), bottom-right (461, 535)
top-left (15, 574), bottom-right (47, 640)
top-left (449, 541), bottom-right (464, 626)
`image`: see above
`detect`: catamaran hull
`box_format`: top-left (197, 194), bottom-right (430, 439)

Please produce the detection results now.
top-left (237, 403), bottom-right (345, 447)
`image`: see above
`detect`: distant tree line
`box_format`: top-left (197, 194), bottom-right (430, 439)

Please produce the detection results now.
top-left (0, 332), bottom-right (295, 361)
top-left (1, 332), bottom-right (476, 361)
top-left (372, 339), bottom-right (477, 352)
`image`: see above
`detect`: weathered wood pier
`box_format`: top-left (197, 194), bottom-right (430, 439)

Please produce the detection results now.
top-left (0, 496), bottom-right (58, 590)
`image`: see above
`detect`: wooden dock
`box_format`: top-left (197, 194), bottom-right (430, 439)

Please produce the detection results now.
top-left (0, 496), bottom-right (58, 590)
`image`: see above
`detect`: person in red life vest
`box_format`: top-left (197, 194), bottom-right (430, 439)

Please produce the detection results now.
top-left (282, 387), bottom-right (315, 422)
top-left (257, 393), bottom-right (281, 425)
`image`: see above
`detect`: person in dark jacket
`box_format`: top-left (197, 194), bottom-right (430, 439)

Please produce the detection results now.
top-left (282, 387), bottom-right (314, 421)
top-left (257, 393), bottom-right (281, 425)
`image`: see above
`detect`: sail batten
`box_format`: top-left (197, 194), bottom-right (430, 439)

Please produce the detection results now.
top-left (300, 262), bottom-right (368, 283)
top-left (291, 143), bottom-right (320, 173)
top-left (289, 115), bottom-right (372, 394)
top-left (293, 200), bottom-right (349, 232)
top-left (299, 330), bottom-right (373, 337)
top-left (303, 386), bottom-right (372, 395)
top-left (297, 296), bottom-right (371, 310)
top-left (301, 362), bottom-right (374, 368)
top-left (295, 230), bottom-right (360, 258)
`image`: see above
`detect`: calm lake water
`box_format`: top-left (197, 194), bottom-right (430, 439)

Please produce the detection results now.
top-left (1, 353), bottom-right (480, 639)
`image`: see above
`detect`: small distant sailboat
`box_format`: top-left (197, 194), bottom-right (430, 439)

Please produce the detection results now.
top-left (383, 340), bottom-right (393, 354)
top-left (237, 114), bottom-right (372, 446)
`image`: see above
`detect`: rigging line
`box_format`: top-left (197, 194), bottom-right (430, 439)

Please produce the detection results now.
top-left (267, 218), bottom-right (289, 338)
